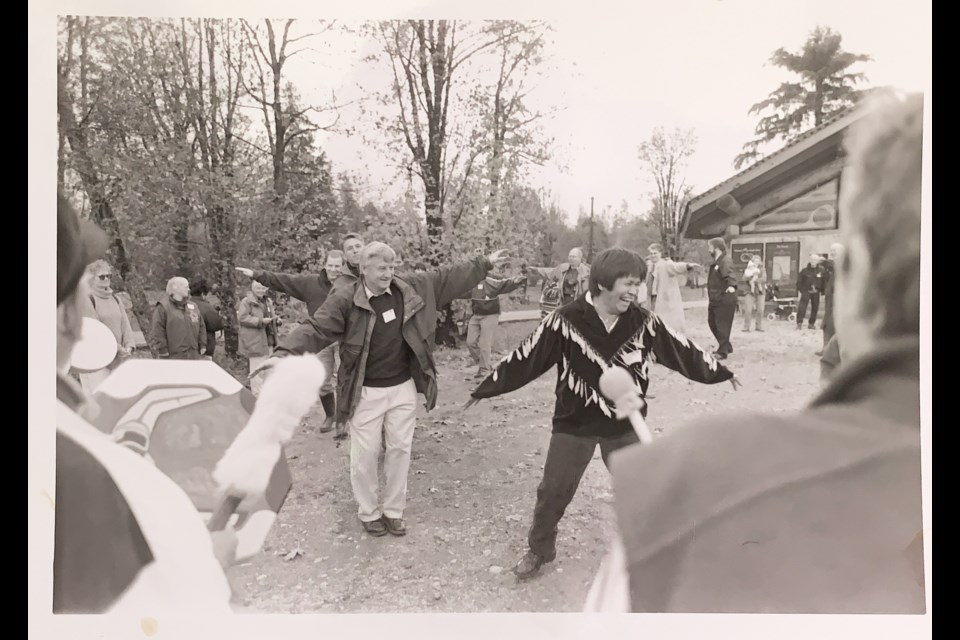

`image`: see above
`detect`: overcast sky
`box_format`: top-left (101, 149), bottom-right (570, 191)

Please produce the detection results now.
top-left (266, 0), bottom-right (929, 224)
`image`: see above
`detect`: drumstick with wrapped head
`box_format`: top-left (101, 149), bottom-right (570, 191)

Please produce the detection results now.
top-left (208, 355), bottom-right (327, 531)
top-left (599, 366), bottom-right (654, 445)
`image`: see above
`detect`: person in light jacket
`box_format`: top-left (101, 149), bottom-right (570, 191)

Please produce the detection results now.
top-left (78, 259), bottom-right (137, 392)
top-left (741, 254), bottom-right (768, 332)
top-left (644, 243), bottom-right (699, 335)
top-left (237, 280), bottom-right (277, 395)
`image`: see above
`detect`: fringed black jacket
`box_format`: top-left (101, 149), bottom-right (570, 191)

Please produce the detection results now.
top-left (471, 293), bottom-right (734, 437)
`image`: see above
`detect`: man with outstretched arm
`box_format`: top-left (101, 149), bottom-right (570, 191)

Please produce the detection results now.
top-left (251, 243), bottom-right (509, 537)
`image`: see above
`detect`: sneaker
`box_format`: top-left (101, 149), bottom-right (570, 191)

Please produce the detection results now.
top-left (513, 550), bottom-right (546, 580)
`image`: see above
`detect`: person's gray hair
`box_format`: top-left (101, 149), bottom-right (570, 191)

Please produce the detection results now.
top-left (86, 259), bottom-right (112, 275)
top-left (841, 90), bottom-right (923, 338)
top-left (166, 276), bottom-right (189, 295)
top-left (360, 241), bottom-right (397, 266)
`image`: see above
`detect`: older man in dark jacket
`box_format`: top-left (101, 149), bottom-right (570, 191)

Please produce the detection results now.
top-left (587, 91), bottom-right (926, 614)
top-left (255, 243), bottom-right (507, 537)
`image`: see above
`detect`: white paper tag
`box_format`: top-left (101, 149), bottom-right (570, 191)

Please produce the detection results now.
top-left (382, 308), bottom-right (397, 323)
top-left (477, 283), bottom-right (484, 289)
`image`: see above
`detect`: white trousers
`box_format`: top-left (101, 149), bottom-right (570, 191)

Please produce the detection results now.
top-left (349, 379), bottom-right (418, 522)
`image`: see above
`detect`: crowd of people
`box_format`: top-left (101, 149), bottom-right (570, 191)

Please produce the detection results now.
top-left (50, 91), bottom-right (925, 615)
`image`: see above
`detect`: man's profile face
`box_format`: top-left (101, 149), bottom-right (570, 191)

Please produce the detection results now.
top-left (170, 279), bottom-right (190, 300)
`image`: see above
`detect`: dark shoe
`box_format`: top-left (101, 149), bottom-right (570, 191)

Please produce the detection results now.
top-left (513, 550), bottom-right (546, 580)
top-left (334, 423), bottom-right (349, 440)
top-left (318, 417), bottom-right (335, 433)
top-left (814, 350), bottom-right (823, 357)
top-left (713, 352), bottom-right (728, 360)
top-left (382, 516), bottom-right (407, 537)
top-left (756, 328), bottom-right (765, 332)
top-left (362, 518), bottom-right (389, 537)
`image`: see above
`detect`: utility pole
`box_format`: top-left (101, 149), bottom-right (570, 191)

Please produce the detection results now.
top-left (588, 196), bottom-right (595, 262)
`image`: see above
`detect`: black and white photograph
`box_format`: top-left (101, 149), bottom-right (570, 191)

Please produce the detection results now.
top-left (29, 0), bottom-right (931, 637)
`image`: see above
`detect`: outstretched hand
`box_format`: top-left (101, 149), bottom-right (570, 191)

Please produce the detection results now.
top-left (235, 267), bottom-right (254, 278)
top-left (488, 249), bottom-right (510, 266)
top-left (729, 376), bottom-right (743, 391)
top-left (249, 356), bottom-right (283, 379)
top-left (463, 396), bottom-right (482, 411)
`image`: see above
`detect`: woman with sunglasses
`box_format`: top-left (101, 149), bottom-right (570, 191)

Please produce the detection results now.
top-left (78, 259), bottom-right (137, 392)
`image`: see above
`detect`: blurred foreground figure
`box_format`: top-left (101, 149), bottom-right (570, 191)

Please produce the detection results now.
top-left (587, 92), bottom-right (926, 614)
top-left (52, 193), bottom-right (235, 614)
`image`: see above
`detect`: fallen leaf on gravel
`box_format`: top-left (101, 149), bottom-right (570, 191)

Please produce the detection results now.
top-left (283, 548), bottom-right (304, 562)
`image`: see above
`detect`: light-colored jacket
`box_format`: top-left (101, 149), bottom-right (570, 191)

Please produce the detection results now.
top-left (237, 292), bottom-right (275, 358)
top-left (742, 261), bottom-right (768, 296)
top-left (647, 259), bottom-right (694, 335)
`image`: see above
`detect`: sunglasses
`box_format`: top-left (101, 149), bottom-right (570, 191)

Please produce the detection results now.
top-left (95, 274), bottom-right (112, 281)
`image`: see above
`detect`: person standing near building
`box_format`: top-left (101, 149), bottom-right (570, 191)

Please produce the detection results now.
top-left (78, 259), bottom-right (137, 392)
top-left (237, 280), bottom-right (277, 396)
top-left (817, 243), bottom-right (844, 354)
top-left (236, 249), bottom-right (346, 436)
top-left (150, 277), bottom-right (206, 360)
top-left (796, 254), bottom-right (825, 330)
top-left (465, 265), bottom-right (527, 381)
top-left (706, 238), bottom-right (738, 359)
top-left (644, 243), bottom-right (699, 334)
top-left (741, 254), bottom-right (767, 332)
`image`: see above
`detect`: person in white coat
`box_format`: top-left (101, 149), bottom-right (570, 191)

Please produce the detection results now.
top-left (644, 243), bottom-right (700, 335)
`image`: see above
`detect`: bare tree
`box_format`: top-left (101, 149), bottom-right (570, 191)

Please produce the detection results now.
top-left (638, 127), bottom-right (697, 257)
top-left (376, 20), bottom-right (530, 253)
top-left (240, 19), bottom-right (337, 197)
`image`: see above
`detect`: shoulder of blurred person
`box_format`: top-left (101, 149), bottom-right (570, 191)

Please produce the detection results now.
top-left (608, 337), bottom-right (923, 613)
top-left (608, 90), bottom-right (925, 614)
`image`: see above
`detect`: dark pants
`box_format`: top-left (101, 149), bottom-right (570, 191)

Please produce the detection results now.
top-left (528, 430), bottom-right (640, 561)
top-left (822, 304), bottom-right (835, 346)
top-left (708, 293), bottom-right (736, 356)
top-left (798, 292), bottom-right (821, 328)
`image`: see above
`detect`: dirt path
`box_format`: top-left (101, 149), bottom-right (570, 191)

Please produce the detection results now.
top-left (227, 308), bottom-right (825, 612)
